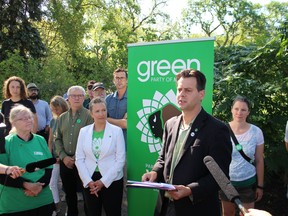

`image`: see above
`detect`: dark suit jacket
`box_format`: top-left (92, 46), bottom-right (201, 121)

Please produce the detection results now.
top-left (152, 108), bottom-right (232, 216)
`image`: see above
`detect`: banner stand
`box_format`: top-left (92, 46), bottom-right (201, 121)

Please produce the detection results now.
top-left (127, 38), bottom-right (215, 216)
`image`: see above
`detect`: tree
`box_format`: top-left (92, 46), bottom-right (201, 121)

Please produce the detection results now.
top-left (0, 0), bottom-right (46, 61)
top-left (38, 0), bottom-right (173, 91)
top-left (213, 36), bottom-right (288, 183)
top-left (182, 0), bottom-right (268, 47)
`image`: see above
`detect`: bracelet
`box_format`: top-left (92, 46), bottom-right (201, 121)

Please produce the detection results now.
top-left (5, 167), bottom-right (9, 175)
top-left (257, 185), bottom-right (264, 190)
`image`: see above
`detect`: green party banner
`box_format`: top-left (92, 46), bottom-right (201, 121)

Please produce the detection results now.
top-left (127, 38), bottom-right (215, 216)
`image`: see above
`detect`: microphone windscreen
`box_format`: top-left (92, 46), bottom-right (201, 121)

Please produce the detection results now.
top-left (26, 158), bottom-right (56, 173)
top-left (203, 155), bottom-right (239, 201)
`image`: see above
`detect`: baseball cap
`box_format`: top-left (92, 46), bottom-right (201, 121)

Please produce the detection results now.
top-left (27, 83), bottom-right (38, 90)
top-left (87, 80), bottom-right (96, 90)
top-left (92, 82), bottom-right (105, 91)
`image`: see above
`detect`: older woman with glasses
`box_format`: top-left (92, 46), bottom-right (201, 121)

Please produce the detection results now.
top-left (75, 97), bottom-right (126, 216)
top-left (0, 105), bottom-right (54, 215)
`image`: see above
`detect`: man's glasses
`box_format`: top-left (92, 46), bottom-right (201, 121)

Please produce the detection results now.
top-left (69, 94), bottom-right (85, 99)
top-left (87, 85), bottom-right (93, 90)
top-left (114, 77), bottom-right (126, 81)
top-left (15, 116), bottom-right (33, 122)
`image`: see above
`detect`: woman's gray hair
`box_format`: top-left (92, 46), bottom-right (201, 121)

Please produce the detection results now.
top-left (9, 105), bottom-right (33, 134)
top-left (9, 105), bottom-right (33, 124)
top-left (67, 85), bottom-right (86, 96)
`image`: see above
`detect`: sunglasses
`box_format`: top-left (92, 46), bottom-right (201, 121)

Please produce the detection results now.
top-left (87, 85), bottom-right (93, 90)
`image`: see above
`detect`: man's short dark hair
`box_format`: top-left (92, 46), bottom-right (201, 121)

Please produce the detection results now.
top-left (114, 68), bottom-right (128, 78)
top-left (176, 69), bottom-right (206, 91)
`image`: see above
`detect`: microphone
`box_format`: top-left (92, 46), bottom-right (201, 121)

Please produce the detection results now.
top-left (26, 158), bottom-right (56, 173)
top-left (203, 155), bottom-right (248, 215)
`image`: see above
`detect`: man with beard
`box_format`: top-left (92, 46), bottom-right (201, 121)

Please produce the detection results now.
top-left (83, 80), bottom-right (96, 109)
top-left (27, 83), bottom-right (52, 142)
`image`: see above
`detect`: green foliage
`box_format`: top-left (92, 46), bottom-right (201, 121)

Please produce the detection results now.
top-left (0, 52), bottom-right (75, 103)
top-left (0, 0), bottom-right (46, 60)
top-left (27, 55), bottom-right (76, 102)
top-left (213, 37), bottom-right (288, 183)
top-left (0, 52), bottom-right (26, 93)
top-left (182, 0), bottom-right (285, 47)
top-left (41, 0), bottom-right (173, 92)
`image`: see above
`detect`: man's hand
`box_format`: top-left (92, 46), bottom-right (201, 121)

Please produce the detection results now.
top-left (63, 156), bottom-right (75, 169)
top-left (141, 171), bottom-right (157, 182)
top-left (166, 185), bottom-right (192, 200)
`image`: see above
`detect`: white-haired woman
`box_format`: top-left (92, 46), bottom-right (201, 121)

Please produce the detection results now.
top-left (0, 105), bottom-right (54, 215)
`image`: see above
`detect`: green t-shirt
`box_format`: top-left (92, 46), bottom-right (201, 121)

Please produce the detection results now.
top-left (0, 134), bottom-right (53, 214)
top-left (92, 130), bottom-right (104, 171)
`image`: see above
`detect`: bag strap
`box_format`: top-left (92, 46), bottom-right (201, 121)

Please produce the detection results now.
top-left (227, 124), bottom-right (255, 166)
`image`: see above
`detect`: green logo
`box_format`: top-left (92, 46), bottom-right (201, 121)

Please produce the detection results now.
top-left (136, 89), bottom-right (181, 154)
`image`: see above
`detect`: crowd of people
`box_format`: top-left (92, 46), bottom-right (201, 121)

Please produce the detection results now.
top-left (0, 68), bottom-right (127, 216)
top-left (0, 67), bottom-right (284, 216)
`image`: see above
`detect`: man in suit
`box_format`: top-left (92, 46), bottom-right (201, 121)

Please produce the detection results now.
top-left (142, 69), bottom-right (232, 216)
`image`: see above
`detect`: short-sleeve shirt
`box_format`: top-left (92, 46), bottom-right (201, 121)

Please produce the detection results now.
top-left (1, 99), bottom-right (36, 135)
top-left (105, 89), bottom-right (127, 141)
top-left (0, 134), bottom-right (53, 213)
top-left (229, 124), bottom-right (264, 182)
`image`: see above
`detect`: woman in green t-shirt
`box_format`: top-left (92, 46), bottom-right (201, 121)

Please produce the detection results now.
top-left (0, 105), bottom-right (54, 215)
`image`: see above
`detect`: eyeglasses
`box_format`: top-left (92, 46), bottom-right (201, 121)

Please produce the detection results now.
top-left (15, 117), bottom-right (33, 122)
top-left (114, 77), bottom-right (126, 81)
top-left (69, 94), bottom-right (85, 99)
top-left (87, 85), bottom-right (93, 90)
